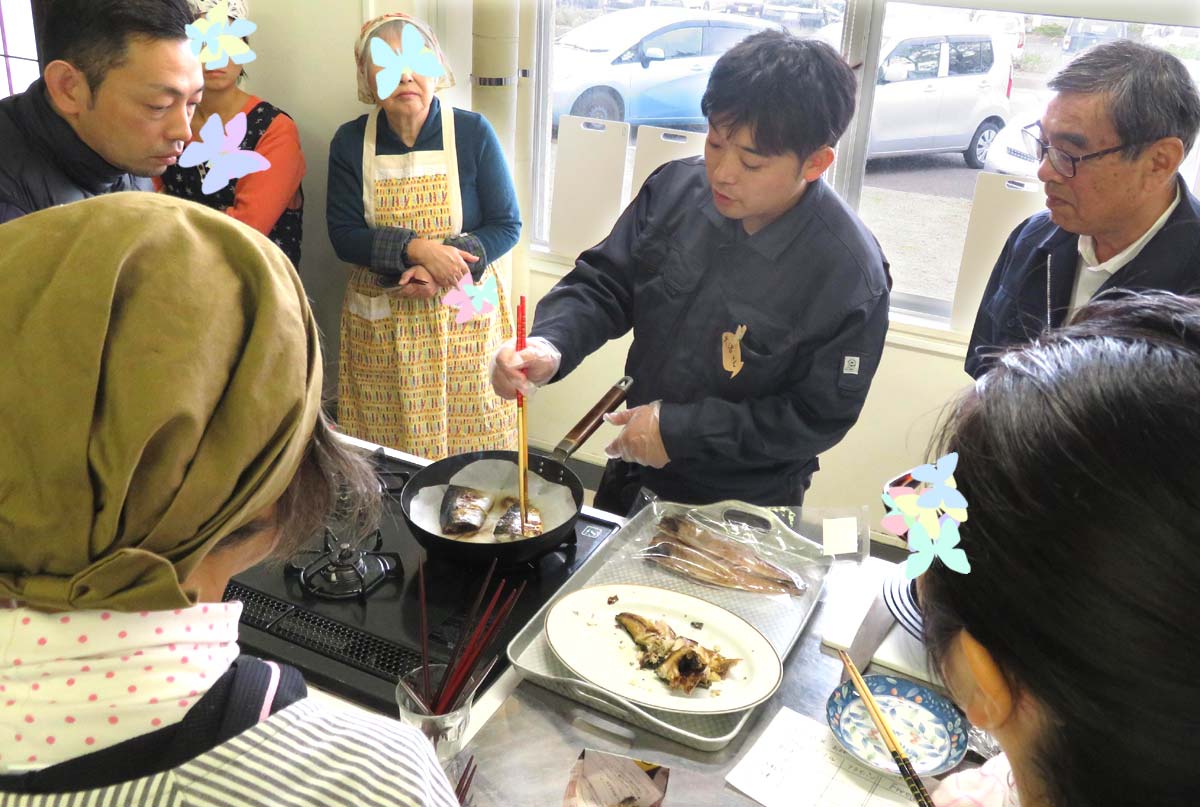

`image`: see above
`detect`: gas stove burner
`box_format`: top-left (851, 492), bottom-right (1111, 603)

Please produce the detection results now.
top-left (285, 528), bottom-right (403, 600)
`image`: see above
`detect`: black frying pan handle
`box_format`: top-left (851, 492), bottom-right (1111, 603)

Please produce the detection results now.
top-left (551, 376), bottom-right (633, 462)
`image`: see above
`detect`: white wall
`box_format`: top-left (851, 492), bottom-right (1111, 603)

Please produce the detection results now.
top-left (245, 0), bottom-right (473, 397)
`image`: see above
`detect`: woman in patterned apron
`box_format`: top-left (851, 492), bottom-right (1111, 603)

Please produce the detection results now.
top-left (159, 0), bottom-right (305, 266)
top-left (327, 13), bottom-right (520, 460)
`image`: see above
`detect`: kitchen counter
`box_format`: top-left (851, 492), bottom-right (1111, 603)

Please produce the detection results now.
top-left (455, 559), bottom-right (895, 806)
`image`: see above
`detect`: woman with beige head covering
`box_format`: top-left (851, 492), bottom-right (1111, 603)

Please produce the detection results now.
top-left (327, 13), bottom-right (521, 460)
top-left (0, 194), bottom-right (457, 806)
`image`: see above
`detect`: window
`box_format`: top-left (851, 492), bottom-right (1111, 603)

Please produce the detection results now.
top-left (705, 24), bottom-right (755, 56)
top-left (539, 2), bottom-right (847, 242)
top-left (849, 3), bottom-right (1200, 316)
top-left (882, 37), bottom-right (942, 81)
top-left (538, 2), bottom-right (1200, 320)
top-left (643, 25), bottom-right (703, 59)
top-left (1, 0), bottom-right (39, 101)
top-left (947, 36), bottom-right (992, 75)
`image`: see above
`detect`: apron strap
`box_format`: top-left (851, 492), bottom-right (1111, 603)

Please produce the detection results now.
top-left (258, 660), bottom-right (281, 723)
top-left (360, 103), bottom-right (465, 235)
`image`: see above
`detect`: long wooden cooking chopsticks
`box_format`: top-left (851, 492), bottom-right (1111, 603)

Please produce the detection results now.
top-left (837, 650), bottom-right (935, 807)
top-left (515, 296), bottom-right (529, 533)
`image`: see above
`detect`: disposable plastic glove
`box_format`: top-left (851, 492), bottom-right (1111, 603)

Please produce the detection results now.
top-left (603, 401), bottom-right (670, 469)
top-left (490, 336), bottom-right (562, 400)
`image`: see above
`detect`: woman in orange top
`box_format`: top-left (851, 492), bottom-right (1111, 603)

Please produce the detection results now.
top-left (159, 0), bottom-right (305, 265)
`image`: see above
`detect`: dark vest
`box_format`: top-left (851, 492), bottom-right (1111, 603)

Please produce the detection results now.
top-left (160, 101), bottom-right (303, 266)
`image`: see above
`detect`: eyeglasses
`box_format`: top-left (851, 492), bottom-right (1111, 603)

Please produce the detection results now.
top-left (1021, 122), bottom-right (1142, 178)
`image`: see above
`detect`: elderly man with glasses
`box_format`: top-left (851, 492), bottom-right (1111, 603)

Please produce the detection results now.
top-left (965, 39), bottom-right (1200, 378)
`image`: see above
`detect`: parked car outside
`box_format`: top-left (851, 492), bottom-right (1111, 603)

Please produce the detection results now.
top-left (869, 25), bottom-right (1013, 167)
top-left (605, 0), bottom-right (731, 10)
top-left (552, 8), bottom-right (779, 128)
top-left (972, 11), bottom-right (1024, 66)
top-left (760, 0), bottom-right (828, 31)
top-left (1062, 18), bottom-right (1128, 53)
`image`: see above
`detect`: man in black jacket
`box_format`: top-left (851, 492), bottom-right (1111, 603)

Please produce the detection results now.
top-left (0, 0), bottom-right (202, 224)
top-left (966, 40), bottom-right (1200, 378)
top-left (492, 32), bottom-right (890, 513)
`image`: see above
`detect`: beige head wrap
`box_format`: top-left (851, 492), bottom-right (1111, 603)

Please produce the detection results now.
top-left (0, 194), bottom-right (322, 612)
top-left (355, 13), bottom-right (455, 105)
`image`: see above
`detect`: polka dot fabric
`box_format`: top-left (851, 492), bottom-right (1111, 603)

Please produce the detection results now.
top-left (0, 602), bottom-right (242, 772)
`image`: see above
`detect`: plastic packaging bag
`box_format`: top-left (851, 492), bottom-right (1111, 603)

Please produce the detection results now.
top-left (623, 491), bottom-right (831, 598)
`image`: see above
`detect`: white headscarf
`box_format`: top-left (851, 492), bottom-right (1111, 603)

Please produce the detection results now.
top-left (354, 13), bottom-right (455, 105)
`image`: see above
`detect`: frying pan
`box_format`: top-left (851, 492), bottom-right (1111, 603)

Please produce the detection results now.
top-left (399, 377), bottom-right (632, 566)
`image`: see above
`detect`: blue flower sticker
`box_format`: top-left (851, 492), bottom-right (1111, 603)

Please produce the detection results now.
top-left (186, 0), bottom-right (257, 69)
top-left (370, 24), bottom-right (446, 100)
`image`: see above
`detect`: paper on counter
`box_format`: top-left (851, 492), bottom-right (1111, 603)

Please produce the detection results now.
top-left (726, 707), bottom-right (912, 807)
top-left (822, 517), bottom-right (861, 556)
top-left (562, 749), bottom-right (669, 807)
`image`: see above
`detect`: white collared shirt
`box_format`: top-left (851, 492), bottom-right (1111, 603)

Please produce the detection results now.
top-left (1070, 187), bottom-right (1182, 314)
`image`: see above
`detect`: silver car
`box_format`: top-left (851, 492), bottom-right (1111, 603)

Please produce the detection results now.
top-left (868, 26), bottom-right (1013, 167)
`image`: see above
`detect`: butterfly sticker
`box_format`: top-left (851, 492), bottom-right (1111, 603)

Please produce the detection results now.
top-left (442, 273), bottom-right (498, 324)
top-left (904, 517), bottom-right (971, 580)
top-left (913, 452), bottom-right (969, 514)
top-left (370, 25), bottom-right (446, 101)
top-left (186, 0), bottom-right (257, 69)
top-left (179, 113), bottom-right (271, 195)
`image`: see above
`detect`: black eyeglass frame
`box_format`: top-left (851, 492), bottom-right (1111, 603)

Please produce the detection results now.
top-left (1021, 122), bottom-right (1146, 178)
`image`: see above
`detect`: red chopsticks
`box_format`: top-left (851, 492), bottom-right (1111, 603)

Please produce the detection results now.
top-left (455, 755), bottom-right (477, 805)
top-left (418, 560), bottom-right (431, 705)
top-left (412, 557), bottom-right (525, 716)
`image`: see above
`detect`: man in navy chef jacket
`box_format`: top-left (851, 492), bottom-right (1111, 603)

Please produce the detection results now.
top-left (966, 40), bottom-right (1200, 379)
top-left (492, 31), bottom-right (891, 514)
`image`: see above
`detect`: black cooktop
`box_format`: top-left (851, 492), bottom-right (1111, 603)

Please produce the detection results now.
top-left (222, 450), bottom-right (620, 714)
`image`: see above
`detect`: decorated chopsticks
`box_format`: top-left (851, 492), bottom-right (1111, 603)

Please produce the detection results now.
top-left (411, 558), bottom-right (525, 717)
top-left (837, 650), bottom-right (935, 807)
top-left (516, 296), bottom-right (529, 533)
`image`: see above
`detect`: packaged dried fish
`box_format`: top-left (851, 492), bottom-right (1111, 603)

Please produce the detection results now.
top-left (641, 515), bottom-right (806, 596)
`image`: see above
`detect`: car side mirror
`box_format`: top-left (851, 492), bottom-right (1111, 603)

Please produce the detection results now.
top-left (642, 46), bottom-right (666, 66)
top-left (881, 60), bottom-right (911, 84)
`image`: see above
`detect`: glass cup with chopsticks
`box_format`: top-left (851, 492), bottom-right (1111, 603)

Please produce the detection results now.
top-left (396, 661), bottom-right (488, 765)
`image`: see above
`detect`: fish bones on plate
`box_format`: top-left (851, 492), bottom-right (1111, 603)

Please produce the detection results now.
top-left (615, 612), bottom-right (739, 695)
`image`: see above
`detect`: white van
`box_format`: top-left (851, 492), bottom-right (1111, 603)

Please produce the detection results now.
top-left (868, 26), bottom-right (1013, 167)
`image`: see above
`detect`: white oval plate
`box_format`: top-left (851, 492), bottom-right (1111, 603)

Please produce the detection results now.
top-left (544, 584), bottom-right (782, 714)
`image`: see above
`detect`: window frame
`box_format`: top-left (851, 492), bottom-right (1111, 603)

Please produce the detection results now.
top-left (0, 0), bottom-right (40, 100)
top-left (532, 0), bottom-right (1200, 325)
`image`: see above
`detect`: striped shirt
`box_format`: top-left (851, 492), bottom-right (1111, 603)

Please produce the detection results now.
top-left (0, 698), bottom-right (460, 807)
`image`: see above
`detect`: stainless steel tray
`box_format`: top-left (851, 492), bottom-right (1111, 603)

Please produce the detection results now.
top-left (506, 499), bottom-right (830, 751)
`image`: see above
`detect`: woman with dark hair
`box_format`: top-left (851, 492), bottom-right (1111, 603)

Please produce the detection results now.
top-left (0, 194), bottom-right (456, 805)
top-left (922, 291), bottom-right (1200, 807)
top-left (160, 0), bottom-right (306, 267)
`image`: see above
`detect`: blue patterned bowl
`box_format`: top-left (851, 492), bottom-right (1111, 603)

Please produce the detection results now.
top-left (826, 674), bottom-right (970, 777)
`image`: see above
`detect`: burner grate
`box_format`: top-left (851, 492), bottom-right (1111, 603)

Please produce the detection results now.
top-left (224, 582), bottom-right (423, 682)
